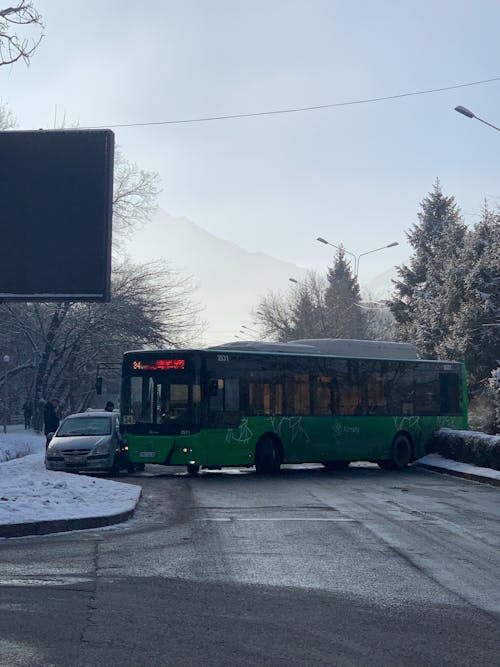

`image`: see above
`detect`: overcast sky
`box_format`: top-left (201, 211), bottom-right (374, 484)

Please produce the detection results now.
top-left (2, 0), bottom-right (500, 282)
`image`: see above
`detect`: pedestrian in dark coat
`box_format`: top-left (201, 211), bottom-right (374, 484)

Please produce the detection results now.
top-left (44, 399), bottom-right (60, 448)
top-left (22, 400), bottom-right (33, 429)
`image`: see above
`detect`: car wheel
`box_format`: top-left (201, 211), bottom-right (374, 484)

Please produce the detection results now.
top-left (108, 453), bottom-right (122, 477)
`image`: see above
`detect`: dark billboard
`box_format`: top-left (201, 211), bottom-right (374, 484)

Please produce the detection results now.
top-left (0, 129), bottom-right (114, 301)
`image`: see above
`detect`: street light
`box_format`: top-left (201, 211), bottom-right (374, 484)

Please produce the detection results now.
top-left (316, 238), bottom-right (357, 272)
top-left (241, 324), bottom-right (260, 337)
top-left (2, 354), bottom-right (10, 434)
top-left (316, 237), bottom-right (399, 279)
top-left (454, 106), bottom-right (500, 132)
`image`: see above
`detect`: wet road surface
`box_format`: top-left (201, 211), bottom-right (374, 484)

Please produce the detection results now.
top-left (0, 463), bottom-right (499, 666)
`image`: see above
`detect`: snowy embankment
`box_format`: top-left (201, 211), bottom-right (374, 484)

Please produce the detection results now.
top-left (0, 429), bottom-right (141, 528)
top-left (430, 428), bottom-right (500, 471)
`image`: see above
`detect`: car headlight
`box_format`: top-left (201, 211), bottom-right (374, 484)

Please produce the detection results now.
top-left (46, 442), bottom-right (59, 454)
top-left (92, 440), bottom-right (112, 456)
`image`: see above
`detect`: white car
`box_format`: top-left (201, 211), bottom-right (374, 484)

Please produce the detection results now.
top-left (45, 411), bottom-right (131, 475)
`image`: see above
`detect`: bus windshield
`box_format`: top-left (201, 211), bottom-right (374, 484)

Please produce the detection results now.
top-left (122, 370), bottom-right (201, 434)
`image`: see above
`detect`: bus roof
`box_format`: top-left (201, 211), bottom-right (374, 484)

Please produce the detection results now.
top-left (208, 338), bottom-right (419, 360)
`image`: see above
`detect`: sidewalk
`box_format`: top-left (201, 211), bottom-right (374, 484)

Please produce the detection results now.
top-left (416, 453), bottom-right (500, 487)
top-left (0, 427), bottom-right (141, 539)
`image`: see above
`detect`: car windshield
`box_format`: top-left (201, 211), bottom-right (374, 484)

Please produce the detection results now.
top-left (57, 416), bottom-right (112, 437)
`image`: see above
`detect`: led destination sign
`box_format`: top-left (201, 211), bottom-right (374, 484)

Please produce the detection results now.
top-left (132, 359), bottom-right (186, 371)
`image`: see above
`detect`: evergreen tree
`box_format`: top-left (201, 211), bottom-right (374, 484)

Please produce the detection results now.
top-left (440, 206), bottom-right (500, 389)
top-left (323, 247), bottom-right (367, 339)
top-left (390, 180), bottom-right (467, 358)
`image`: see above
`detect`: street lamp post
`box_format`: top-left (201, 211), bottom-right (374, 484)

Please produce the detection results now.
top-left (454, 106), bottom-right (500, 132)
top-left (316, 238), bottom-right (357, 273)
top-left (240, 324), bottom-right (260, 339)
top-left (316, 237), bottom-right (399, 279)
top-left (2, 354), bottom-right (10, 434)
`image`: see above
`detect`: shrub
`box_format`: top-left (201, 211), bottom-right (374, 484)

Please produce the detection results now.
top-left (429, 428), bottom-right (500, 470)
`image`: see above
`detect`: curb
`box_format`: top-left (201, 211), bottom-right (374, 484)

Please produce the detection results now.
top-left (0, 497), bottom-right (141, 539)
top-left (416, 462), bottom-right (500, 488)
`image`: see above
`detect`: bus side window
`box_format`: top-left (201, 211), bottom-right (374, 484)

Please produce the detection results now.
top-left (439, 373), bottom-right (460, 414)
top-left (336, 362), bottom-right (361, 416)
top-left (224, 379), bottom-right (240, 411)
top-left (208, 378), bottom-right (242, 427)
top-left (312, 376), bottom-right (332, 416)
top-left (284, 372), bottom-right (310, 415)
top-left (415, 369), bottom-right (440, 415)
top-left (209, 379), bottom-right (224, 412)
top-left (387, 363), bottom-right (414, 415)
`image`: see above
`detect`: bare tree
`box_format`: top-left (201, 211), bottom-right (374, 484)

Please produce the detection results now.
top-left (0, 2), bottom-right (43, 67)
top-left (0, 259), bottom-right (204, 417)
top-left (112, 147), bottom-right (161, 244)
top-left (255, 271), bottom-right (328, 342)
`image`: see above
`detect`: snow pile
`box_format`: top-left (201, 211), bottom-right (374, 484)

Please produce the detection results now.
top-left (430, 428), bottom-right (500, 471)
top-left (0, 430), bottom-right (141, 528)
top-left (0, 429), bottom-right (41, 462)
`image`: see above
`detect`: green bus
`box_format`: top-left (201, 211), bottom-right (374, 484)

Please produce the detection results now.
top-left (120, 339), bottom-right (467, 475)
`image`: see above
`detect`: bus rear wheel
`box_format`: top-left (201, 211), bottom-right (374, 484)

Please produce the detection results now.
top-left (378, 433), bottom-right (412, 470)
top-left (255, 437), bottom-right (281, 474)
top-left (187, 464), bottom-right (200, 475)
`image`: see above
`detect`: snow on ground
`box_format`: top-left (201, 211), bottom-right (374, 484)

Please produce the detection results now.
top-left (418, 453), bottom-right (500, 482)
top-left (0, 428), bottom-right (141, 527)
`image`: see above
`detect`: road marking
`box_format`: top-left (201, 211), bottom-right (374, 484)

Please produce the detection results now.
top-left (200, 517), bottom-right (357, 522)
top-left (0, 576), bottom-right (92, 587)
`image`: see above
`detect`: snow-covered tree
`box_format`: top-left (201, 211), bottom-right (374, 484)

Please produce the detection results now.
top-left (390, 180), bottom-right (467, 358)
top-left (0, 100), bottom-right (15, 129)
top-left (440, 206), bottom-right (500, 388)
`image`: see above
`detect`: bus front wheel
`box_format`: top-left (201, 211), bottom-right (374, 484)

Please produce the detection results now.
top-left (187, 464), bottom-right (200, 475)
top-left (255, 437), bottom-right (281, 474)
top-left (378, 433), bottom-right (412, 470)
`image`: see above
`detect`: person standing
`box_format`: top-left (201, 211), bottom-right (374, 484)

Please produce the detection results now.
top-left (43, 398), bottom-right (60, 448)
top-left (22, 400), bottom-right (33, 429)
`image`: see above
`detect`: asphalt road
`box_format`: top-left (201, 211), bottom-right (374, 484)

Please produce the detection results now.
top-left (0, 464), bottom-right (499, 666)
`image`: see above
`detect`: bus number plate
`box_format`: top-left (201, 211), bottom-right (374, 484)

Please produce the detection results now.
top-left (139, 451), bottom-right (156, 458)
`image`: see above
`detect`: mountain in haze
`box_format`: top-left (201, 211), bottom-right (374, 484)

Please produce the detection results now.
top-left (363, 266), bottom-right (398, 300)
top-left (124, 210), bottom-right (398, 345)
top-left (125, 210), bottom-right (309, 345)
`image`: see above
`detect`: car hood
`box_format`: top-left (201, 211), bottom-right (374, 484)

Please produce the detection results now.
top-left (50, 435), bottom-right (113, 451)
